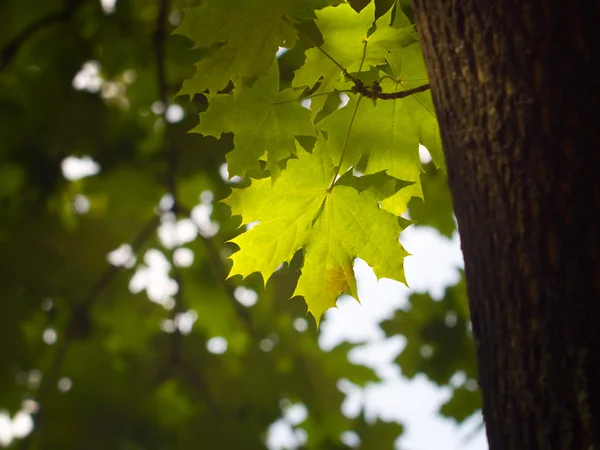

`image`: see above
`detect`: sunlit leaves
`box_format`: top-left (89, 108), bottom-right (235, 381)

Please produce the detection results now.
top-left (317, 94), bottom-right (423, 215)
top-left (176, 0), bottom-right (339, 95)
top-left (226, 141), bottom-right (409, 321)
top-left (177, 0), bottom-right (446, 318)
top-left (293, 2), bottom-right (415, 114)
top-left (193, 62), bottom-right (316, 177)
top-left (385, 44), bottom-right (444, 170)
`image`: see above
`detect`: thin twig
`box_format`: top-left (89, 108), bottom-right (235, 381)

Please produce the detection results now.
top-left (357, 39), bottom-right (368, 75)
top-left (0, 0), bottom-right (87, 73)
top-left (328, 96), bottom-right (363, 190)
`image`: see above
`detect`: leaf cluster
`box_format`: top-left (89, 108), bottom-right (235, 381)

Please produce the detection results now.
top-left (0, 0), bottom-right (480, 448)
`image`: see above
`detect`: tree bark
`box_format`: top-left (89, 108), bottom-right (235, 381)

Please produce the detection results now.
top-left (411, 1), bottom-right (600, 449)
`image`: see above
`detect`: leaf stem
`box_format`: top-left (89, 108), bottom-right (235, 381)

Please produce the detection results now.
top-left (357, 39), bottom-right (368, 75)
top-left (328, 95), bottom-right (363, 191)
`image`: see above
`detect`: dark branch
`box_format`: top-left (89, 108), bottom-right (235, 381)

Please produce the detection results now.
top-left (352, 81), bottom-right (431, 100)
top-left (153, 0), bottom-right (190, 370)
top-left (0, 0), bottom-right (87, 73)
top-left (19, 214), bottom-right (159, 450)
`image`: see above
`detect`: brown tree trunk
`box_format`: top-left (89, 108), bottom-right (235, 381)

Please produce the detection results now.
top-left (410, 1), bottom-right (600, 449)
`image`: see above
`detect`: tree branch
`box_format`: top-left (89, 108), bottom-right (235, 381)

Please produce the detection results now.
top-left (153, 0), bottom-right (190, 370)
top-left (351, 81), bottom-right (431, 100)
top-left (19, 214), bottom-right (160, 450)
top-left (0, 0), bottom-right (87, 73)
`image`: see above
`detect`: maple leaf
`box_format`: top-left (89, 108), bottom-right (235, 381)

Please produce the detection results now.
top-left (317, 95), bottom-right (422, 215)
top-left (225, 139), bottom-right (408, 322)
top-left (175, 0), bottom-right (339, 95)
top-left (192, 61), bottom-right (316, 177)
top-left (316, 43), bottom-right (443, 214)
top-left (385, 43), bottom-right (445, 171)
top-left (293, 2), bottom-right (415, 116)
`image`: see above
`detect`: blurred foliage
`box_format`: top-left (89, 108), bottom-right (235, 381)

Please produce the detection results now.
top-left (0, 0), bottom-right (480, 448)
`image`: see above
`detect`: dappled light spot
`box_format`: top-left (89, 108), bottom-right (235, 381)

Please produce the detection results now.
top-left (260, 338), bottom-right (274, 352)
top-left (444, 311), bottom-right (458, 327)
top-left (160, 319), bottom-right (176, 333)
top-left (57, 377), bottom-right (72, 393)
top-left (100, 0), bottom-right (116, 14)
top-left (166, 104), bottom-right (184, 123)
top-left (101, 81), bottom-right (125, 100)
top-left (246, 220), bottom-right (259, 231)
top-left (294, 429), bottom-right (307, 446)
top-left (169, 9), bottom-right (182, 26)
top-left (10, 411), bottom-right (33, 438)
top-left (219, 163), bottom-right (242, 183)
top-left (337, 379), bottom-right (362, 419)
top-left (21, 400), bottom-right (38, 415)
top-left (27, 370), bottom-right (42, 390)
top-left (200, 190), bottom-right (214, 203)
top-left (42, 328), bottom-right (57, 345)
top-left (162, 298), bottom-right (175, 311)
top-left (283, 403), bottom-right (307, 426)
top-left (207, 337), bottom-right (228, 354)
top-left (339, 93), bottom-right (350, 108)
top-left (106, 244), bottom-right (136, 268)
top-left (420, 344), bottom-right (433, 359)
top-left (159, 194), bottom-right (174, 212)
top-left (72, 61), bottom-right (102, 92)
top-left (450, 371), bottom-right (467, 388)
top-left (300, 98), bottom-right (311, 109)
top-left (173, 247), bottom-right (194, 267)
top-left (266, 419), bottom-right (298, 450)
top-left (122, 69), bottom-right (136, 84)
top-left (40, 298), bottom-right (53, 311)
top-left (191, 202), bottom-right (220, 237)
top-left (72, 194), bottom-right (90, 214)
top-left (151, 101), bottom-right (165, 115)
top-left (234, 286), bottom-right (258, 307)
top-left (0, 413), bottom-right (12, 446)
top-left (61, 156), bottom-right (100, 181)
top-left (293, 317), bottom-right (308, 332)
top-left (465, 379), bottom-right (478, 392)
top-left (158, 218), bottom-right (198, 249)
top-left (129, 249), bottom-right (179, 306)
top-left (419, 144), bottom-right (432, 164)
top-left (276, 47), bottom-right (289, 58)
top-left (341, 430), bottom-right (360, 448)
top-left (174, 310), bottom-right (198, 334)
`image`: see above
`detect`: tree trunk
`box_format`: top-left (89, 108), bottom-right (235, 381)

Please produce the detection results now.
top-left (411, 1), bottom-right (600, 448)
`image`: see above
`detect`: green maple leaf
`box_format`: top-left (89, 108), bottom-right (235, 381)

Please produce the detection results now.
top-left (385, 43), bottom-right (444, 170)
top-left (315, 42), bottom-right (443, 214)
top-left (192, 61), bottom-right (316, 177)
top-left (175, 0), bottom-right (338, 95)
top-left (224, 139), bottom-right (408, 322)
top-left (293, 2), bottom-right (415, 116)
top-left (317, 94), bottom-right (422, 215)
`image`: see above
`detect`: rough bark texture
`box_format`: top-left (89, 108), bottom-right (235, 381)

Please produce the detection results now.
top-left (411, 1), bottom-right (600, 449)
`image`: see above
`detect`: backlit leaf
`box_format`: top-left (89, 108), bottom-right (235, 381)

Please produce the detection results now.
top-left (225, 140), bottom-right (409, 322)
top-left (193, 61), bottom-right (316, 177)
